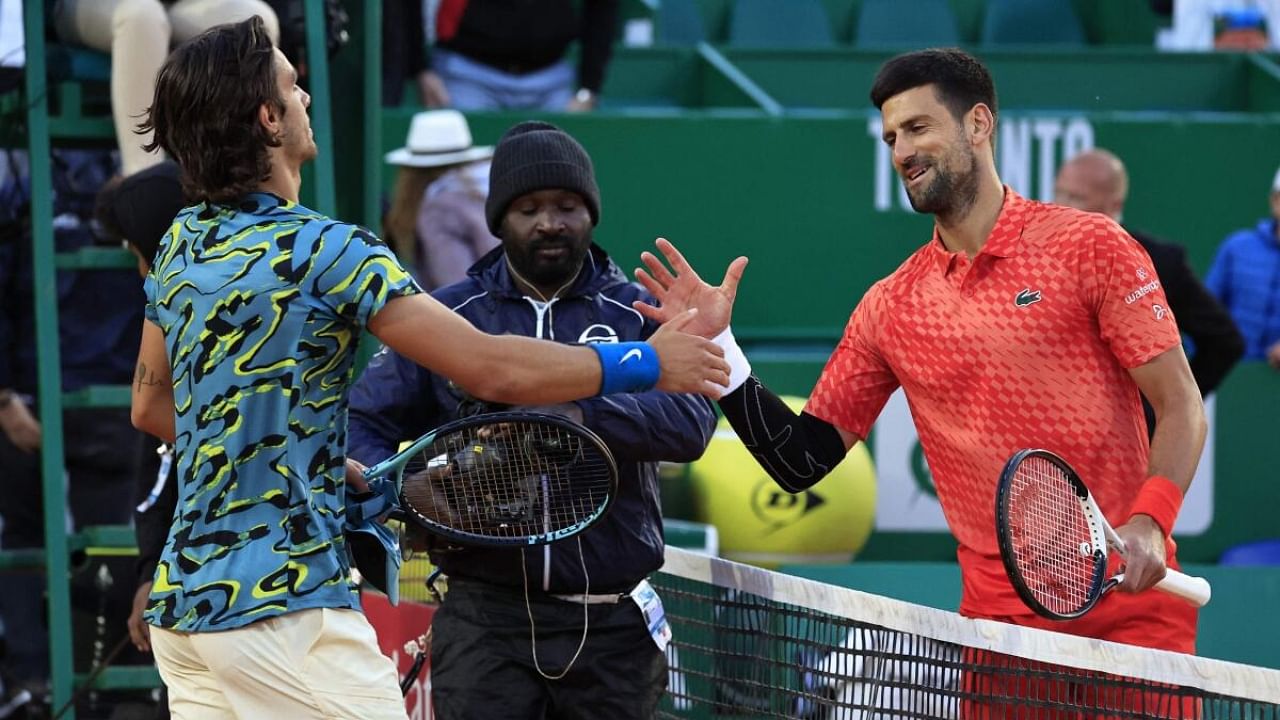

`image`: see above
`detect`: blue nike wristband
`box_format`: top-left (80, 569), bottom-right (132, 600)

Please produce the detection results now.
top-left (590, 341), bottom-right (661, 395)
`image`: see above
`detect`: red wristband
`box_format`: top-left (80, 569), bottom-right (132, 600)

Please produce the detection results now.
top-left (1128, 475), bottom-right (1183, 538)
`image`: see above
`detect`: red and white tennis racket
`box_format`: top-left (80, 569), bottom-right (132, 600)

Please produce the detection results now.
top-left (995, 449), bottom-right (1211, 621)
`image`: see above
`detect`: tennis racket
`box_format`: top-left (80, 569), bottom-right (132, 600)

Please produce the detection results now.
top-left (362, 411), bottom-right (618, 547)
top-left (995, 448), bottom-right (1211, 621)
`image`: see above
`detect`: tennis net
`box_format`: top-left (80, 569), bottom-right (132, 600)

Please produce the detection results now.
top-left (652, 546), bottom-right (1280, 719)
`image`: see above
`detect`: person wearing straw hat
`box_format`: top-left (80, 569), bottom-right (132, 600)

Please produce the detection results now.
top-left (385, 110), bottom-right (500, 291)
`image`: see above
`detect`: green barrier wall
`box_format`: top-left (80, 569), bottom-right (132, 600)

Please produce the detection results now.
top-left (368, 45), bottom-right (1280, 578)
top-left (716, 50), bottom-right (1280, 112)
top-left (784, 562), bottom-right (1280, 669)
top-left (382, 110), bottom-right (1280, 336)
top-left (378, 105), bottom-right (1280, 564)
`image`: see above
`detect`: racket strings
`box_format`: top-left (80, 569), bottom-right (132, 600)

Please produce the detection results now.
top-left (399, 421), bottom-right (612, 540)
top-left (1009, 456), bottom-right (1100, 615)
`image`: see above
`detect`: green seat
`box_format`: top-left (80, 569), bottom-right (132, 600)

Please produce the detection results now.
top-left (656, 0), bottom-right (707, 45)
top-left (728, 0), bottom-right (836, 49)
top-left (981, 0), bottom-right (1086, 46)
top-left (855, 0), bottom-right (961, 49)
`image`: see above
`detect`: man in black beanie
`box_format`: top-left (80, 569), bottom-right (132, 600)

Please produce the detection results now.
top-left (349, 121), bottom-right (716, 719)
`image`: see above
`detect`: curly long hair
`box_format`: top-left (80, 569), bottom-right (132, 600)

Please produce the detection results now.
top-left (138, 16), bottom-right (284, 204)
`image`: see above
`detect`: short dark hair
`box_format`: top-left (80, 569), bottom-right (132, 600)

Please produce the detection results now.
top-left (138, 16), bottom-right (283, 204)
top-left (869, 48), bottom-right (998, 123)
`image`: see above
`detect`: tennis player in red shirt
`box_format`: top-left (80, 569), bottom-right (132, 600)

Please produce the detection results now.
top-left (632, 48), bottom-right (1205, 657)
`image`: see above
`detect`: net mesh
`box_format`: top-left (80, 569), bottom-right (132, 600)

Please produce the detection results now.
top-left (652, 546), bottom-right (1280, 719)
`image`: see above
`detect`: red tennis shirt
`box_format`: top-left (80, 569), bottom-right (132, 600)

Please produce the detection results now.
top-left (806, 188), bottom-right (1182, 617)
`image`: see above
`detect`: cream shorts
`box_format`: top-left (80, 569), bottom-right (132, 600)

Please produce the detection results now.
top-left (150, 607), bottom-right (407, 720)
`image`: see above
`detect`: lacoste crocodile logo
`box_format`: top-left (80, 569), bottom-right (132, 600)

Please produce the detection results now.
top-left (1015, 288), bottom-right (1042, 307)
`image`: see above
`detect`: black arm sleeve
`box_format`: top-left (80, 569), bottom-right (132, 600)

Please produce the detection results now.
top-left (717, 375), bottom-right (849, 493)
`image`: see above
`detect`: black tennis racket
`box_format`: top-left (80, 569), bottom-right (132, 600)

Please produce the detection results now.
top-left (363, 411), bottom-right (618, 547)
top-left (995, 448), bottom-right (1211, 621)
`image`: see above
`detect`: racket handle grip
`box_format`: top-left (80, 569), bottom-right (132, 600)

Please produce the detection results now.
top-left (1157, 570), bottom-right (1212, 607)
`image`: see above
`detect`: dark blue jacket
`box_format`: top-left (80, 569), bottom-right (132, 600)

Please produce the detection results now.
top-left (348, 243), bottom-right (716, 593)
top-left (0, 149), bottom-right (143, 396)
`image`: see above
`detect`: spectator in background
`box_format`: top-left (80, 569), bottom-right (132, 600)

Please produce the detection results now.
top-left (1159, 0), bottom-right (1280, 51)
top-left (384, 110), bottom-right (499, 290)
top-left (382, 0), bottom-right (445, 107)
top-left (421, 0), bottom-right (620, 112)
top-left (1054, 149), bottom-right (1245, 431)
top-left (52, 0), bottom-right (280, 177)
top-left (1206, 166), bottom-right (1280, 368)
top-left (0, 148), bottom-right (146, 709)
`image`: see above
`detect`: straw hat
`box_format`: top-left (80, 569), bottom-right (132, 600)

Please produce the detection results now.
top-left (384, 109), bottom-right (494, 168)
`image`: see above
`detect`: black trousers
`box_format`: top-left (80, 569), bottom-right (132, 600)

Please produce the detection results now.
top-left (430, 578), bottom-right (668, 720)
top-left (0, 406), bottom-right (141, 685)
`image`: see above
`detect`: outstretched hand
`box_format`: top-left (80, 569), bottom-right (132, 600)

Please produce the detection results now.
top-left (632, 238), bottom-right (748, 340)
top-left (648, 307), bottom-right (730, 397)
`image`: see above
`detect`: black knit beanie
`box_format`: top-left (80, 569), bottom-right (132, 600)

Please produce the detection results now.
top-left (485, 121), bottom-right (601, 235)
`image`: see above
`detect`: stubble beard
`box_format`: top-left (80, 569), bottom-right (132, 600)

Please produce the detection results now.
top-left (906, 146), bottom-right (981, 224)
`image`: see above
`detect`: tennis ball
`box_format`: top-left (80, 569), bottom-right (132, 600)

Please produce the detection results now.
top-left (687, 396), bottom-right (875, 569)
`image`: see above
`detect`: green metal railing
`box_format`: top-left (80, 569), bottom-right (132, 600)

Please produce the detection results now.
top-left (22, 4), bottom-right (76, 714)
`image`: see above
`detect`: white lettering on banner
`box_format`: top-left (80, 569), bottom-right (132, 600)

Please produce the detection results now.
top-left (1061, 119), bottom-right (1094, 165)
top-left (871, 389), bottom-right (1214, 534)
top-left (869, 116), bottom-right (1096, 211)
top-left (999, 120), bottom-right (1032, 197)
top-left (1032, 120), bottom-right (1063, 202)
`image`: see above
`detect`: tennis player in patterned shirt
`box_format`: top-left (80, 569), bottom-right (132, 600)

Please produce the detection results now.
top-left (632, 48), bottom-right (1206, 658)
top-left (127, 17), bottom-right (729, 720)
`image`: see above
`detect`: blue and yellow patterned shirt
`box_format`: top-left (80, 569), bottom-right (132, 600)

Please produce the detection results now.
top-left (143, 193), bottom-right (420, 632)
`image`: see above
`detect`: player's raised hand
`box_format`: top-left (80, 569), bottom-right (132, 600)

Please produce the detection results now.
top-left (633, 238), bottom-right (748, 340)
top-left (648, 308), bottom-right (731, 397)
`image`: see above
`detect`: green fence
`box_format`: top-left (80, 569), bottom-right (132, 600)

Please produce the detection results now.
top-left (380, 109), bottom-right (1280, 337)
